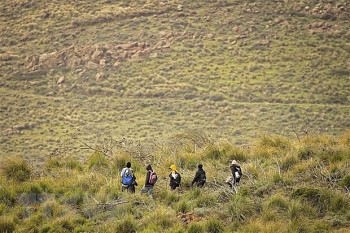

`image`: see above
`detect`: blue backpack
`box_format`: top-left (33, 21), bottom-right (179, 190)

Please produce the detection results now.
top-left (122, 169), bottom-right (133, 185)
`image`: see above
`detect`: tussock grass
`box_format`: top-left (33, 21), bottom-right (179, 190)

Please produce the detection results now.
top-left (0, 156), bottom-right (32, 182)
top-left (1, 0), bottom-right (350, 231)
top-left (0, 216), bottom-right (15, 233)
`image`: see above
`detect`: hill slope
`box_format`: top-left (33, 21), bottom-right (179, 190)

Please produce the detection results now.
top-left (1, 0), bottom-right (350, 162)
top-left (0, 131), bottom-right (350, 232)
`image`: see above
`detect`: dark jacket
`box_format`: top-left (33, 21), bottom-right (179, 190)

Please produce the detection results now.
top-left (144, 164), bottom-right (154, 186)
top-left (169, 171), bottom-right (181, 189)
top-left (230, 164), bottom-right (242, 183)
top-left (191, 168), bottom-right (206, 186)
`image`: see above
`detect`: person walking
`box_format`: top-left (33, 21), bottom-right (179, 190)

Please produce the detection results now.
top-left (191, 164), bottom-right (206, 188)
top-left (226, 160), bottom-right (242, 192)
top-left (169, 164), bottom-right (181, 190)
top-left (121, 162), bottom-right (137, 193)
top-left (141, 164), bottom-right (157, 199)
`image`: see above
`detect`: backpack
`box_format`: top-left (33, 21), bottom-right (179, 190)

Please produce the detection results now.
top-left (175, 172), bottom-right (181, 185)
top-left (122, 169), bottom-right (133, 185)
top-left (234, 167), bottom-right (242, 179)
top-left (149, 171), bottom-right (158, 185)
top-left (199, 171), bottom-right (206, 182)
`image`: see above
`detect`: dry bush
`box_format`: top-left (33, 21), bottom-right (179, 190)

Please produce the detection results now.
top-left (0, 156), bottom-right (32, 182)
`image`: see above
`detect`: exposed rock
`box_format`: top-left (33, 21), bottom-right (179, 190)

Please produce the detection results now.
top-left (3, 128), bottom-right (20, 136)
top-left (66, 56), bottom-right (82, 68)
top-left (56, 76), bottom-right (65, 85)
top-left (13, 123), bottom-right (36, 130)
top-left (207, 33), bottom-right (214, 39)
top-left (91, 49), bottom-right (104, 63)
top-left (17, 192), bottom-right (46, 205)
top-left (86, 61), bottom-right (99, 69)
top-left (24, 32), bottom-right (182, 71)
top-left (95, 72), bottom-right (106, 81)
top-left (99, 59), bottom-right (107, 68)
top-left (113, 61), bottom-right (120, 67)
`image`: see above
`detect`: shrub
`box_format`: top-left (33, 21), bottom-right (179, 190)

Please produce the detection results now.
top-left (340, 175), bottom-right (350, 189)
top-left (61, 190), bottom-right (84, 206)
top-left (206, 218), bottom-right (224, 233)
top-left (45, 158), bottom-right (62, 170)
top-left (0, 156), bottom-right (32, 182)
top-left (195, 195), bottom-right (216, 208)
top-left (292, 188), bottom-right (332, 215)
top-left (228, 194), bottom-right (258, 222)
top-left (267, 194), bottom-right (289, 213)
top-left (141, 207), bottom-right (177, 230)
top-left (0, 188), bottom-right (16, 206)
top-left (259, 135), bottom-right (291, 150)
top-left (203, 144), bottom-right (223, 160)
top-left (175, 200), bottom-right (191, 213)
top-left (0, 216), bottom-right (15, 233)
top-left (87, 151), bottom-right (109, 169)
top-left (110, 151), bottom-right (132, 173)
top-left (218, 142), bottom-right (247, 162)
top-left (187, 223), bottom-right (203, 233)
top-left (280, 154), bottom-right (298, 171)
top-left (177, 152), bottom-right (198, 170)
top-left (115, 217), bottom-right (137, 233)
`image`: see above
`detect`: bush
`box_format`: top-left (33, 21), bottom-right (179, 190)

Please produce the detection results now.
top-left (340, 175), bottom-right (350, 189)
top-left (0, 188), bottom-right (16, 206)
top-left (115, 217), bottom-right (137, 233)
top-left (228, 194), bottom-right (257, 222)
top-left (292, 188), bottom-right (331, 215)
top-left (259, 135), bottom-right (291, 150)
top-left (175, 200), bottom-right (191, 213)
top-left (0, 216), bottom-right (15, 233)
top-left (0, 156), bottom-right (32, 182)
top-left (187, 223), bottom-right (203, 233)
top-left (206, 218), bottom-right (224, 233)
top-left (267, 194), bottom-right (289, 213)
top-left (87, 151), bottom-right (109, 169)
top-left (203, 145), bottom-right (223, 160)
top-left (217, 142), bottom-right (247, 163)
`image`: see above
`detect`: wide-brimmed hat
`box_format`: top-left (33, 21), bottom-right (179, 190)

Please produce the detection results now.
top-left (170, 164), bottom-right (177, 171)
top-left (231, 160), bottom-right (239, 165)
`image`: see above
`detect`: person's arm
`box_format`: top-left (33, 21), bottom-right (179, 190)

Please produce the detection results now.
top-left (145, 171), bottom-right (150, 185)
top-left (121, 168), bottom-right (126, 177)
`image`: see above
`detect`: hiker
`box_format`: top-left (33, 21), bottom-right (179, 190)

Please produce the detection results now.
top-left (121, 162), bottom-right (137, 193)
top-left (226, 160), bottom-right (242, 189)
top-left (140, 164), bottom-right (157, 198)
top-left (169, 164), bottom-right (181, 190)
top-left (191, 164), bottom-right (206, 188)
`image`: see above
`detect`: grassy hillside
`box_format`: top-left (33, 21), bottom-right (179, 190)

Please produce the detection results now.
top-left (1, 0), bottom-right (350, 160)
top-left (0, 131), bottom-right (350, 232)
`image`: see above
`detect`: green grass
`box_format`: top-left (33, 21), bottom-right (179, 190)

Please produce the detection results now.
top-left (0, 131), bottom-right (349, 232)
top-left (0, 0), bottom-right (350, 231)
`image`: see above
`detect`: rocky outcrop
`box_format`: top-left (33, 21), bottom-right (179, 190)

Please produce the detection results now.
top-left (24, 31), bottom-right (186, 71)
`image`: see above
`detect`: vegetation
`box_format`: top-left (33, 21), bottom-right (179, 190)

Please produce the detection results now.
top-left (1, 0), bottom-right (350, 159)
top-left (0, 131), bottom-right (349, 232)
top-left (1, 0), bottom-right (349, 231)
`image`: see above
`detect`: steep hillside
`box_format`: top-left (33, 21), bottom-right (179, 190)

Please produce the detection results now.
top-left (1, 1), bottom-right (350, 160)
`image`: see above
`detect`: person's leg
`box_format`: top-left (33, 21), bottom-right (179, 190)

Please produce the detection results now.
top-left (129, 185), bottom-right (135, 193)
top-left (147, 187), bottom-right (154, 199)
top-left (141, 186), bottom-right (147, 194)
